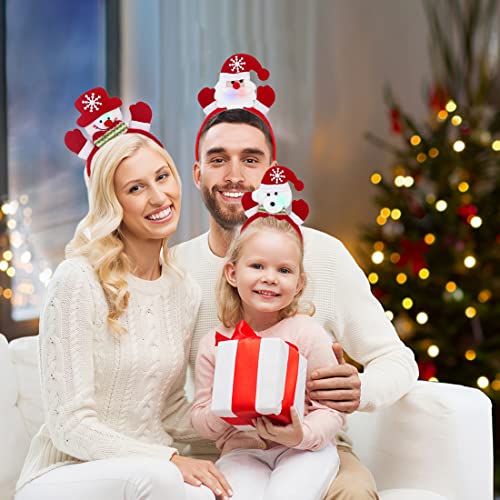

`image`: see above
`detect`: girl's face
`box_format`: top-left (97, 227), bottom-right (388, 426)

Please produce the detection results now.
top-left (225, 228), bottom-right (305, 331)
top-left (114, 146), bottom-right (181, 244)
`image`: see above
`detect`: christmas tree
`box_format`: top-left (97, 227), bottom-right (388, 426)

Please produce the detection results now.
top-left (362, 0), bottom-right (499, 398)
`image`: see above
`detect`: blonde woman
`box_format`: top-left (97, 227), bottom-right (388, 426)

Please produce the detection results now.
top-left (15, 132), bottom-right (231, 500)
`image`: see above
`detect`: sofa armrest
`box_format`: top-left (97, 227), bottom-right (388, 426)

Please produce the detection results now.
top-left (347, 381), bottom-right (493, 500)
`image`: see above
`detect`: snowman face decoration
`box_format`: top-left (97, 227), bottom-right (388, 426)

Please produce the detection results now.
top-left (252, 185), bottom-right (292, 214)
top-left (85, 108), bottom-right (123, 135)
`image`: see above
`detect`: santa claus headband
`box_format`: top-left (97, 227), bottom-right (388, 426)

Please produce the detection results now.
top-left (240, 165), bottom-right (309, 239)
top-left (64, 87), bottom-right (164, 177)
top-left (195, 53), bottom-right (277, 162)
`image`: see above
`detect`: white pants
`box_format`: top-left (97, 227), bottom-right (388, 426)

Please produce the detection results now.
top-left (216, 444), bottom-right (339, 500)
top-left (15, 457), bottom-right (215, 500)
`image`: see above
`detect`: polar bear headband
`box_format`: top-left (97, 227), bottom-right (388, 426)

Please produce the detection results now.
top-left (64, 87), bottom-right (164, 177)
top-left (240, 165), bottom-right (309, 239)
top-left (194, 53), bottom-right (277, 162)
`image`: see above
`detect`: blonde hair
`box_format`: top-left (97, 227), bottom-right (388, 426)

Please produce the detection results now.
top-left (216, 217), bottom-right (315, 328)
top-left (66, 133), bottom-right (181, 333)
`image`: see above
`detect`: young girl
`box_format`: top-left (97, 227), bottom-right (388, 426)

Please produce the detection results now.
top-left (191, 212), bottom-right (345, 500)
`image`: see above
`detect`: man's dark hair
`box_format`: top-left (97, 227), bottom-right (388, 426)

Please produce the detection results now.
top-left (198, 109), bottom-right (274, 158)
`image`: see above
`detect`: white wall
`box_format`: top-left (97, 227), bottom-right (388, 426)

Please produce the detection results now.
top-left (121, 0), bottom-right (431, 257)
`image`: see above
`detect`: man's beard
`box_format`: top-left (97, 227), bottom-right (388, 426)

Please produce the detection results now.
top-left (201, 183), bottom-right (250, 231)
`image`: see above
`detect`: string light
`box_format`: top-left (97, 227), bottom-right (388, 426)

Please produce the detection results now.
top-left (435, 200), bottom-right (448, 212)
top-left (464, 256), bottom-right (476, 268)
top-left (416, 312), bottom-right (428, 324)
top-left (368, 272), bottom-right (379, 284)
top-left (477, 376), bottom-right (489, 389)
top-left (418, 268), bottom-right (430, 280)
top-left (478, 290), bottom-right (491, 303)
top-left (465, 349), bottom-right (476, 361)
top-left (374, 241), bottom-right (384, 251)
top-left (391, 208), bottom-right (402, 220)
top-left (390, 252), bottom-right (400, 263)
top-left (416, 153), bottom-right (427, 163)
top-left (428, 377), bottom-right (439, 382)
top-left (445, 281), bottom-right (457, 293)
top-left (437, 110), bottom-right (448, 121)
top-left (469, 216), bottom-right (482, 228)
top-left (371, 251), bottom-right (384, 264)
top-left (491, 140), bottom-right (500, 151)
top-left (410, 135), bottom-right (421, 146)
top-left (385, 310), bottom-right (394, 321)
top-left (453, 140), bottom-right (466, 152)
top-left (465, 306), bottom-right (477, 318)
top-left (424, 233), bottom-right (436, 245)
top-left (458, 181), bottom-right (469, 192)
top-left (445, 100), bottom-right (457, 112)
top-left (402, 297), bottom-right (413, 309)
top-left (396, 272), bottom-right (407, 284)
top-left (451, 115), bottom-right (462, 126)
top-left (370, 173), bottom-right (382, 184)
top-left (427, 345), bottom-right (440, 357)
top-left (492, 379), bottom-right (500, 391)
top-left (428, 147), bottom-right (439, 158)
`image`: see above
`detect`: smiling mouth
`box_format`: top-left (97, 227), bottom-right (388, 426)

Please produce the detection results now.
top-left (254, 290), bottom-right (279, 297)
top-left (145, 206), bottom-right (173, 222)
top-left (219, 191), bottom-right (245, 200)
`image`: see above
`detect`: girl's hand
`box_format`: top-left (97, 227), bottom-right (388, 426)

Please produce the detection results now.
top-left (170, 454), bottom-right (232, 499)
top-left (254, 408), bottom-right (304, 448)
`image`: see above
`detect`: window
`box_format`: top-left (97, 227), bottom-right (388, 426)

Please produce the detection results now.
top-left (0, 0), bottom-right (120, 338)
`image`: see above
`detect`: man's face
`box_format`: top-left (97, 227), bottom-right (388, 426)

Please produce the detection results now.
top-left (194, 123), bottom-right (273, 230)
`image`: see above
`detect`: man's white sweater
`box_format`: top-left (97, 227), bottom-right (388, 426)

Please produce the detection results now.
top-left (172, 227), bottom-right (419, 447)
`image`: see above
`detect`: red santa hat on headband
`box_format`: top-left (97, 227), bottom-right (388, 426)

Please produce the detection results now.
top-left (218, 53), bottom-right (270, 82)
top-left (258, 166), bottom-right (304, 192)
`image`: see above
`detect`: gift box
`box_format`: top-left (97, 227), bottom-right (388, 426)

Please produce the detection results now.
top-left (211, 320), bottom-right (307, 429)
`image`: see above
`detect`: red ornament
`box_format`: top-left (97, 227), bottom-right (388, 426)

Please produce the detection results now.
top-left (397, 238), bottom-right (429, 274)
top-left (417, 360), bottom-right (437, 380)
top-left (429, 85), bottom-right (449, 111)
top-left (457, 204), bottom-right (477, 223)
top-left (390, 108), bottom-right (403, 134)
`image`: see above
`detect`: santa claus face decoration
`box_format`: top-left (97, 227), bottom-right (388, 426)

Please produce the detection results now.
top-left (214, 77), bottom-right (257, 109)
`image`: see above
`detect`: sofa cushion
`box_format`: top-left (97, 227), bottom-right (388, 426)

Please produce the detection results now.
top-left (0, 335), bottom-right (31, 500)
top-left (10, 336), bottom-right (43, 437)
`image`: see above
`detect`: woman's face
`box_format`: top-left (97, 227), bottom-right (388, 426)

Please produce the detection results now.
top-left (113, 146), bottom-right (181, 243)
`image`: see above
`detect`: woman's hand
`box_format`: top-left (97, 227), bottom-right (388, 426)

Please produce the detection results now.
top-left (170, 454), bottom-right (232, 499)
top-left (254, 408), bottom-right (304, 448)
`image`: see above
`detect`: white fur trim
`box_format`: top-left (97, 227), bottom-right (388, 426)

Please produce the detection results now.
top-left (289, 212), bottom-right (305, 226)
top-left (129, 120), bottom-right (151, 132)
top-left (203, 101), bottom-right (218, 116)
top-left (254, 100), bottom-right (270, 115)
top-left (261, 183), bottom-right (290, 192)
top-left (78, 141), bottom-right (94, 160)
top-left (220, 72), bottom-right (250, 81)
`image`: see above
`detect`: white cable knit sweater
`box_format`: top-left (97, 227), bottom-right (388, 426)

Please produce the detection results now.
top-left (172, 227), bottom-right (419, 449)
top-left (16, 256), bottom-right (201, 491)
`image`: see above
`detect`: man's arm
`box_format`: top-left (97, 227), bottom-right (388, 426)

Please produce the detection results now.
top-left (306, 235), bottom-right (419, 413)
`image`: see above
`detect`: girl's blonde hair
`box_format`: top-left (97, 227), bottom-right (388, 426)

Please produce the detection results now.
top-left (216, 216), bottom-right (315, 328)
top-left (66, 133), bottom-right (181, 333)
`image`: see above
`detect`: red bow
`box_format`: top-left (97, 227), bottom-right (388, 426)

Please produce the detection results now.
top-left (215, 320), bottom-right (259, 345)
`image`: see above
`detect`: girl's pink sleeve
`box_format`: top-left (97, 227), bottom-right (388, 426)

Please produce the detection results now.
top-left (190, 332), bottom-right (233, 441)
top-left (294, 318), bottom-right (346, 451)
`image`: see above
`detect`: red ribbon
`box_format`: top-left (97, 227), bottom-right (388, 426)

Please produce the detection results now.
top-left (215, 320), bottom-right (300, 426)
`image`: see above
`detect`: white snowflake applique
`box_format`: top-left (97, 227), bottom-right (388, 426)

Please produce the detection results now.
top-left (270, 167), bottom-right (285, 184)
top-left (229, 55), bottom-right (246, 73)
top-left (81, 92), bottom-right (102, 113)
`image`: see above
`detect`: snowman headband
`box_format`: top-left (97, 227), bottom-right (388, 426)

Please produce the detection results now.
top-left (64, 87), bottom-right (164, 177)
top-left (195, 53), bottom-right (277, 162)
top-left (240, 165), bottom-right (309, 240)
